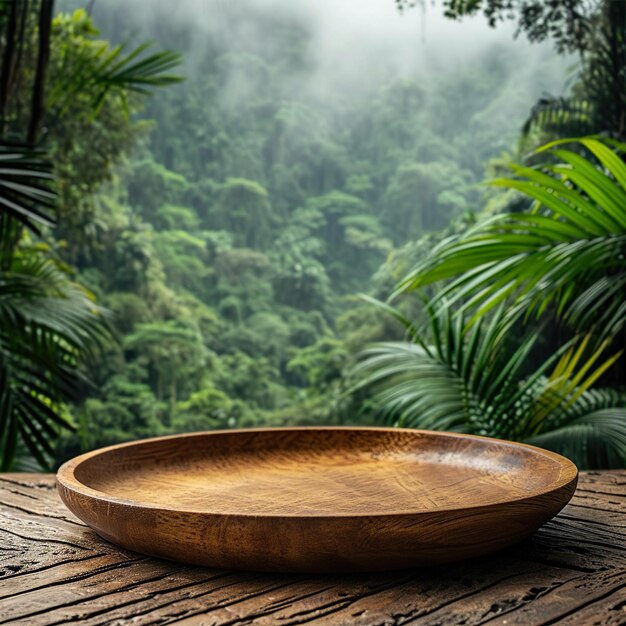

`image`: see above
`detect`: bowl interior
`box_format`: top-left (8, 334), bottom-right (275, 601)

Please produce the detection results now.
top-left (70, 429), bottom-right (574, 516)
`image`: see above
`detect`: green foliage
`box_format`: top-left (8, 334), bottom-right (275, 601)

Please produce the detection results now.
top-left (155, 204), bottom-right (200, 231)
top-left (211, 351), bottom-right (287, 412)
top-left (0, 242), bottom-right (106, 469)
top-left (214, 178), bottom-right (272, 248)
top-left (398, 137), bottom-right (626, 341)
top-left (287, 338), bottom-right (349, 389)
top-left (523, 2), bottom-right (626, 141)
top-left (173, 386), bottom-right (249, 431)
top-left (124, 319), bottom-right (207, 403)
top-left (351, 137), bottom-right (626, 470)
top-left (49, 10), bottom-right (182, 116)
top-left (105, 291), bottom-right (152, 333)
top-left (354, 302), bottom-right (626, 468)
top-left (45, 12), bottom-right (182, 251)
top-left (80, 377), bottom-right (166, 446)
top-left (153, 229), bottom-right (209, 292)
top-left (6, 1), bottom-right (616, 471)
top-left (127, 159), bottom-right (189, 218)
top-left (0, 146), bottom-right (56, 233)
top-left (0, 5), bottom-right (182, 469)
top-left (396, 0), bottom-right (595, 54)
top-left (383, 161), bottom-right (474, 241)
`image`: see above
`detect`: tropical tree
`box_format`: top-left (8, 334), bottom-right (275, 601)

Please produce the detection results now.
top-left (0, 139), bottom-right (105, 469)
top-left (523, 2), bottom-right (626, 140)
top-left (396, 2), bottom-right (626, 141)
top-left (353, 136), bottom-right (626, 469)
top-left (123, 319), bottom-right (207, 406)
top-left (214, 178), bottom-right (273, 249)
top-left (383, 160), bottom-right (473, 240)
top-left (395, 0), bottom-right (597, 54)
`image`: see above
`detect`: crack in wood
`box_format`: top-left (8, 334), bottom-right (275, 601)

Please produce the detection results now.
top-left (0, 498), bottom-right (87, 527)
top-left (0, 566), bottom-right (189, 624)
top-left (0, 525), bottom-right (95, 552)
top-left (43, 572), bottom-right (241, 626)
top-left (535, 579), bottom-right (626, 626)
top-left (154, 579), bottom-right (313, 626)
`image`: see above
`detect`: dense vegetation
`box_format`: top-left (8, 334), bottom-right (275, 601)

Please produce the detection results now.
top-left (1, 0), bottom-right (624, 470)
top-left (359, 0), bottom-right (626, 468)
top-left (57, 3), bottom-right (562, 449)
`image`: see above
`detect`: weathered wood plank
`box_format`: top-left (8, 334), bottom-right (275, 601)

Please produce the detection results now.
top-left (579, 471), bottom-right (626, 486)
top-left (568, 491), bottom-right (626, 514)
top-left (0, 560), bottom-right (185, 623)
top-left (207, 563), bottom-right (567, 626)
top-left (0, 553), bottom-right (141, 601)
top-left (549, 584), bottom-right (626, 626)
top-left (0, 508), bottom-right (98, 551)
top-left (110, 574), bottom-right (414, 626)
top-left (0, 480), bottom-right (84, 525)
top-left (0, 471), bottom-right (624, 626)
top-left (476, 571), bottom-right (626, 626)
top-left (5, 573), bottom-right (312, 626)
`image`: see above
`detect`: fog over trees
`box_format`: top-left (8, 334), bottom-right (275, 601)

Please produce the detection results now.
top-left (50, 0), bottom-right (572, 449)
top-left (5, 0), bottom-right (624, 470)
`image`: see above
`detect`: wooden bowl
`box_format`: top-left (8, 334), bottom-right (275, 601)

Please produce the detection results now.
top-left (56, 427), bottom-right (577, 572)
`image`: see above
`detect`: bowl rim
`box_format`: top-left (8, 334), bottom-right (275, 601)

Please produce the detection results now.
top-left (56, 426), bottom-right (579, 519)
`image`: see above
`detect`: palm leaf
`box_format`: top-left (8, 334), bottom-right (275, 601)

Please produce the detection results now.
top-left (0, 144), bottom-right (55, 233)
top-left (528, 408), bottom-right (626, 469)
top-left (0, 246), bottom-right (108, 470)
top-left (352, 300), bottom-right (626, 469)
top-left (398, 137), bottom-right (626, 340)
top-left (51, 40), bottom-right (183, 116)
top-left (522, 96), bottom-right (594, 139)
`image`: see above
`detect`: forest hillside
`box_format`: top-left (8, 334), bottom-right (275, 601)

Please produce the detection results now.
top-left (49, 1), bottom-right (569, 457)
top-left (2, 0), bottom-right (624, 471)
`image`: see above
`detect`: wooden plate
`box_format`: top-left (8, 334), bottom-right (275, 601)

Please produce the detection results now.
top-left (56, 427), bottom-right (578, 572)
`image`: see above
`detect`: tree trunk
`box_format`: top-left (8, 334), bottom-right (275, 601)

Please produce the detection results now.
top-left (27, 0), bottom-right (54, 145)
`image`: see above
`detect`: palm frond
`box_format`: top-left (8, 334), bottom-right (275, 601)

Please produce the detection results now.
top-left (352, 303), bottom-right (540, 434)
top-left (397, 137), bottom-right (626, 340)
top-left (50, 40), bottom-right (183, 116)
top-left (528, 407), bottom-right (626, 469)
top-left (0, 144), bottom-right (55, 233)
top-left (522, 96), bottom-right (594, 139)
top-left (352, 300), bottom-right (626, 469)
top-left (0, 246), bottom-right (108, 470)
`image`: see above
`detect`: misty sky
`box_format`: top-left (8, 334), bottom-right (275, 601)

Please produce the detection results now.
top-left (57, 0), bottom-right (571, 145)
top-left (82, 0), bottom-right (568, 104)
top-left (80, 0), bottom-right (566, 77)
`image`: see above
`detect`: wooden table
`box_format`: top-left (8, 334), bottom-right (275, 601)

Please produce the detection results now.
top-left (1, 472), bottom-right (624, 625)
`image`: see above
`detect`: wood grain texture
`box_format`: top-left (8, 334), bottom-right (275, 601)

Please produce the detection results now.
top-left (0, 470), bottom-right (624, 625)
top-left (56, 428), bottom-right (577, 572)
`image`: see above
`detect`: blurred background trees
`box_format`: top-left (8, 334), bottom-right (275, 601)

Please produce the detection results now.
top-left (1, 0), bottom-right (624, 470)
